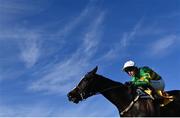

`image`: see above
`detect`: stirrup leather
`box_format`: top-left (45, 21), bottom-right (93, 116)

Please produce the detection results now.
top-left (158, 90), bottom-right (174, 99)
top-left (157, 90), bottom-right (174, 107)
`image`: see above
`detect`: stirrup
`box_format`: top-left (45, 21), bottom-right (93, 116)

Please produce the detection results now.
top-left (158, 90), bottom-right (174, 99)
top-left (160, 98), bottom-right (174, 107)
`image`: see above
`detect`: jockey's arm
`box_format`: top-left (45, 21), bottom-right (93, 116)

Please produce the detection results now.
top-left (132, 73), bottom-right (151, 87)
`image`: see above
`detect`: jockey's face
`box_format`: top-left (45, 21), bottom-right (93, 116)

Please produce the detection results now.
top-left (125, 67), bottom-right (137, 77)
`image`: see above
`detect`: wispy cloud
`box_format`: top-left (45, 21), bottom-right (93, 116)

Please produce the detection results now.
top-left (28, 11), bottom-right (106, 95)
top-left (0, 0), bottom-right (50, 22)
top-left (121, 18), bottom-right (143, 48)
top-left (60, 97), bottom-right (117, 117)
top-left (97, 41), bottom-right (125, 62)
top-left (0, 102), bottom-right (55, 116)
top-left (97, 18), bottom-right (143, 62)
top-left (150, 35), bottom-right (177, 56)
top-left (56, 0), bottom-right (97, 38)
top-left (0, 96), bottom-right (117, 117)
top-left (19, 32), bottom-right (41, 68)
top-left (0, 28), bottom-right (41, 68)
top-left (81, 11), bottom-right (105, 56)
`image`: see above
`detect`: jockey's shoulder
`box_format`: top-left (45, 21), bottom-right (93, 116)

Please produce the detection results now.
top-left (140, 66), bottom-right (151, 71)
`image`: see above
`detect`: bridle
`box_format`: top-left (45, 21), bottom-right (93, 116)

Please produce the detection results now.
top-left (76, 83), bottom-right (154, 116)
top-left (77, 86), bottom-right (96, 100)
top-left (77, 84), bottom-right (139, 115)
top-left (76, 74), bottom-right (123, 100)
top-left (77, 84), bottom-right (123, 100)
top-left (76, 77), bottom-right (97, 100)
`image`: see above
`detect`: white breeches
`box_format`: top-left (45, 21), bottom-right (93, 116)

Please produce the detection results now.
top-left (150, 79), bottom-right (165, 91)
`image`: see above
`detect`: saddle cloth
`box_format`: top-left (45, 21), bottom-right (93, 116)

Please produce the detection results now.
top-left (143, 89), bottom-right (174, 107)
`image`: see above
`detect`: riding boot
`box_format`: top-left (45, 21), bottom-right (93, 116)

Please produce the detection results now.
top-left (154, 92), bottom-right (164, 101)
top-left (157, 90), bottom-right (173, 99)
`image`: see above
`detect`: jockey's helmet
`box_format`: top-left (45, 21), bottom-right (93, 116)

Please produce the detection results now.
top-left (122, 60), bottom-right (136, 71)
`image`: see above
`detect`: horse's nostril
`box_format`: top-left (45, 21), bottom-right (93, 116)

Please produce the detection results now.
top-left (67, 94), bottom-right (70, 97)
top-left (67, 94), bottom-right (72, 100)
top-left (67, 93), bottom-right (72, 98)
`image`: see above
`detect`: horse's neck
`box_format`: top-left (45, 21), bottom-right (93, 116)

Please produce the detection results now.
top-left (95, 74), bottom-right (131, 110)
top-left (94, 75), bottom-right (158, 116)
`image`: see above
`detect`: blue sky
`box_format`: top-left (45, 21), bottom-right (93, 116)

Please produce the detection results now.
top-left (0, 0), bottom-right (180, 116)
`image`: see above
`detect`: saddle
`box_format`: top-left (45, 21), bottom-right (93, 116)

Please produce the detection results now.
top-left (125, 83), bottom-right (174, 107)
top-left (138, 88), bottom-right (174, 107)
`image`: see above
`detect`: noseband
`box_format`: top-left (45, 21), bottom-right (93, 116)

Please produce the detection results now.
top-left (77, 86), bottom-right (96, 100)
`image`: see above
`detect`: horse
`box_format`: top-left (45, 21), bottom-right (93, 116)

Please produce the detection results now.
top-left (67, 66), bottom-right (180, 117)
top-left (160, 90), bottom-right (180, 116)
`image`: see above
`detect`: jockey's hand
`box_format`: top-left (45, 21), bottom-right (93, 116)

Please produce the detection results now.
top-left (140, 84), bottom-right (153, 90)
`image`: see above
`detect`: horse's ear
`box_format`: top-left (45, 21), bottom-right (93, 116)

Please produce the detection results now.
top-left (92, 66), bottom-right (98, 74)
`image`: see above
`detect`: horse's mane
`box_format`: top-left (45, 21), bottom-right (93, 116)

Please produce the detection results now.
top-left (96, 73), bottom-right (125, 87)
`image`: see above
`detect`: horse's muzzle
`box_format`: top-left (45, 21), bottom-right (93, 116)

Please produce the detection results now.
top-left (67, 93), bottom-right (79, 104)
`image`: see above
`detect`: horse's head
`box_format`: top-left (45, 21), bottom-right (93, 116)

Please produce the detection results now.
top-left (67, 66), bottom-right (98, 103)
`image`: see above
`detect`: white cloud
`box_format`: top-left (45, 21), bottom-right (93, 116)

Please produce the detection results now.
top-left (0, 27), bottom-right (42, 70)
top-left (150, 35), bottom-right (177, 56)
top-left (56, 0), bottom-right (97, 38)
top-left (121, 18), bottom-right (143, 48)
top-left (28, 11), bottom-right (106, 95)
top-left (97, 18), bottom-right (143, 62)
top-left (0, 96), bottom-right (117, 117)
top-left (97, 41), bottom-right (125, 62)
top-left (0, 0), bottom-right (50, 22)
top-left (28, 57), bottom-right (88, 94)
top-left (60, 97), bottom-right (117, 117)
top-left (19, 32), bottom-right (40, 68)
top-left (0, 29), bottom-right (41, 68)
top-left (0, 102), bottom-right (54, 116)
top-left (81, 11), bottom-right (105, 56)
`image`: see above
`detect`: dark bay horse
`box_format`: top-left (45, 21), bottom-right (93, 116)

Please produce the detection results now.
top-left (67, 66), bottom-right (180, 117)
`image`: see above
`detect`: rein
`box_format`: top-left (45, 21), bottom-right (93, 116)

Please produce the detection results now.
top-left (78, 85), bottom-right (122, 100)
top-left (97, 86), bottom-right (141, 116)
top-left (78, 85), bottom-right (140, 115)
top-left (120, 95), bottom-right (140, 115)
top-left (94, 86), bottom-right (154, 116)
top-left (97, 86), bottom-right (122, 94)
top-left (77, 81), bottom-right (154, 116)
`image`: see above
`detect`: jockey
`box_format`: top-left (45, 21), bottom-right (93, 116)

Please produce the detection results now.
top-left (122, 60), bottom-right (167, 98)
